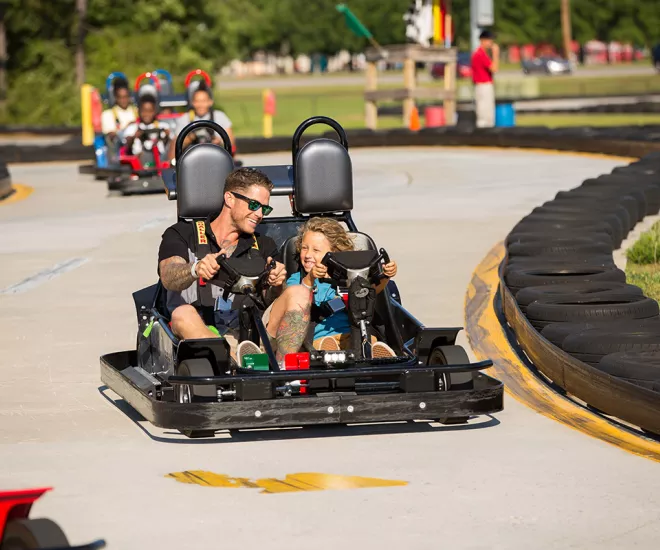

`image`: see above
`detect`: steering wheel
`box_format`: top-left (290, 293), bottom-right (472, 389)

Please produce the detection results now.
top-left (320, 248), bottom-right (390, 287)
top-left (209, 254), bottom-right (276, 299)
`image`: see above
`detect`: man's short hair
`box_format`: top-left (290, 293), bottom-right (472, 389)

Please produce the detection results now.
top-left (225, 167), bottom-right (274, 194)
top-left (113, 78), bottom-right (130, 92)
top-left (139, 94), bottom-right (157, 108)
top-left (479, 30), bottom-right (494, 40)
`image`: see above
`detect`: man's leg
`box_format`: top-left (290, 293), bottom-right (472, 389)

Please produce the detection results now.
top-left (170, 304), bottom-right (219, 340)
top-left (484, 83), bottom-right (496, 128)
top-left (475, 84), bottom-right (488, 128)
top-left (264, 285), bottom-right (313, 360)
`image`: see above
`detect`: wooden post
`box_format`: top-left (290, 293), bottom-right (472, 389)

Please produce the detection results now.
top-left (365, 61), bottom-right (378, 130)
top-left (444, 51), bottom-right (456, 125)
top-left (75, 0), bottom-right (87, 87)
top-left (402, 58), bottom-right (415, 127)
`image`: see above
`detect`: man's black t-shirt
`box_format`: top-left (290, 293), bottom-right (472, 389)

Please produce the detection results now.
top-left (157, 211), bottom-right (280, 316)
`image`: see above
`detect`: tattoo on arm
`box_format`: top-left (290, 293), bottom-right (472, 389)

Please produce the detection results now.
top-left (160, 256), bottom-right (196, 292)
top-left (275, 304), bottom-right (311, 361)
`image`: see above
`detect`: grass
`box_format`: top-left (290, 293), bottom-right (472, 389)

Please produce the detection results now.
top-left (626, 263), bottom-right (660, 303)
top-left (212, 72), bottom-right (660, 137)
top-left (626, 222), bottom-right (660, 302)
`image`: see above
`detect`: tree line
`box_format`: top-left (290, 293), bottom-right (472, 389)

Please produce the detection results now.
top-left (2, 0), bottom-right (659, 125)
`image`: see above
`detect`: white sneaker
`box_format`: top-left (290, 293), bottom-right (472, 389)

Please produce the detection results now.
top-left (371, 341), bottom-right (396, 358)
top-left (318, 336), bottom-right (341, 351)
top-left (237, 340), bottom-right (262, 368)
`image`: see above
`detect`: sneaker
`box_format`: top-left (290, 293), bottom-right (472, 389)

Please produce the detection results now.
top-left (371, 341), bottom-right (396, 358)
top-left (318, 336), bottom-right (341, 351)
top-left (237, 340), bottom-right (262, 368)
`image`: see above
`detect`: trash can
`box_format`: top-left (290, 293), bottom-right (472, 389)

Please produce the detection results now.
top-left (424, 106), bottom-right (446, 128)
top-left (495, 102), bottom-right (516, 127)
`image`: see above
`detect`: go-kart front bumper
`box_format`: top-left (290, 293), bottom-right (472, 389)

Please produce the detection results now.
top-left (100, 350), bottom-right (503, 433)
top-left (107, 171), bottom-right (163, 195)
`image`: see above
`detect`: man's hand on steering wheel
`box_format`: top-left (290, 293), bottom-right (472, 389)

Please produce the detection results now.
top-left (194, 252), bottom-right (223, 281)
top-left (267, 257), bottom-right (286, 287)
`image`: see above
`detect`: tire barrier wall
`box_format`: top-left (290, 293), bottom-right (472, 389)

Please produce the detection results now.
top-left (3, 125), bottom-right (660, 164)
top-left (501, 152), bottom-right (660, 435)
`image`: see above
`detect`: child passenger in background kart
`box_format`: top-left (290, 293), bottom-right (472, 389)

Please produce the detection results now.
top-left (285, 217), bottom-right (398, 358)
top-left (121, 95), bottom-right (170, 164)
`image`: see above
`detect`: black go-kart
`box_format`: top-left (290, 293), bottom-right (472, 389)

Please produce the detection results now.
top-left (100, 117), bottom-right (503, 438)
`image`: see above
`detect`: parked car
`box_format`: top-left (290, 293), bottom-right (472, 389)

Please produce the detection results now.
top-left (521, 56), bottom-right (572, 75)
top-left (431, 51), bottom-right (472, 79)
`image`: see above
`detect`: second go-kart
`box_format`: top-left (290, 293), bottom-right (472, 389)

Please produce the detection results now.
top-left (100, 117), bottom-right (503, 438)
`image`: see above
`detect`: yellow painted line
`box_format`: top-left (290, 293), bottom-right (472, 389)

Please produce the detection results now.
top-left (464, 242), bottom-right (660, 462)
top-left (0, 184), bottom-right (34, 205)
top-left (166, 471), bottom-right (408, 494)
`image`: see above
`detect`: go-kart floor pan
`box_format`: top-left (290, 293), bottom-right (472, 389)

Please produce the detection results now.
top-left (101, 351), bottom-right (503, 433)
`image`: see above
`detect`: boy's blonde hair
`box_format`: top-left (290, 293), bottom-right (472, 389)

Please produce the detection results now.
top-left (296, 217), bottom-right (355, 253)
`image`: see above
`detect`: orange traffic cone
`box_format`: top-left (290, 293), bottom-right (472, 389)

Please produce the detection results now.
top-left (409, 105), bottom-right (421, 131)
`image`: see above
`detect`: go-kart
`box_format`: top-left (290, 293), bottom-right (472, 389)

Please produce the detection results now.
top-left (100, 117), bottom-right (503, 438)
top-left (0, 487), bottom-right (104, 549)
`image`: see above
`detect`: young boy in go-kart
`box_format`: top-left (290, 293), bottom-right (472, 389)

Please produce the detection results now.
top-left (241, 217), bottom-right (399, 361)
top-left (121, 95), bottom-right (170, 166)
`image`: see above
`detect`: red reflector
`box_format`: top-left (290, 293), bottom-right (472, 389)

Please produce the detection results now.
top-left (284, 352), bottom-right (310, 370)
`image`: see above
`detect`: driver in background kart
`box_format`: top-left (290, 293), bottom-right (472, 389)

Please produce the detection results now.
top-left (101, 79), bottom-right (137, 140)
top-left (121, 95), bottom-right (170, 161)
top-left (159, 167), bottom-right (320, 365)
top-left (168, 82), bottom-right (235, 161)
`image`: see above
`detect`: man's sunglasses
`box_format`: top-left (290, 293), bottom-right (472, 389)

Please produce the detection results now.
top-left (231, 192), bottom-right (273, 216)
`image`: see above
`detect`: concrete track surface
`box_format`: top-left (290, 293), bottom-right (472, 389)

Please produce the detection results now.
top-left (1, 148), bottom-right (659, 549)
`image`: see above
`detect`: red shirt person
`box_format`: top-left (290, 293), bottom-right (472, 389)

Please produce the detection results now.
top-left (470, 30), bottom-right (500, 128)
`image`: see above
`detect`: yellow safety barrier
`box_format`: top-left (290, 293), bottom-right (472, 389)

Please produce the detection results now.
top-left (80, 84), bottom-right (94, 146)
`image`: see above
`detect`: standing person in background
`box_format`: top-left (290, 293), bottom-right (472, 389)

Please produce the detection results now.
top-left (471, 30), bottom-right (499, 128)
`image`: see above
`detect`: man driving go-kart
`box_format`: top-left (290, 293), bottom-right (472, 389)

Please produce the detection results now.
top-left (121, 95), bottom-right (170, 167)
top-left (101, 78), bottom-right (137, 139)
top-left (158, 167), bottom-right (311, 365)
top-left (168, 82), bottom-right (235, 161)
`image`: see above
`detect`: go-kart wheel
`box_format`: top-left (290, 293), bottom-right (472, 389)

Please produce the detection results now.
top-left (1, 518), bottom-right (69, 550)
top-left (429, 345), bottom-right (473, 425)
top-left (175, 359), bottom-right (216, 402)
top-left (175, 358), bottom-right (217, 439)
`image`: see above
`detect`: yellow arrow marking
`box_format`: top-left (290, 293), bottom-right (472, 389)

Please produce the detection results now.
top-left (166, 471), bottom-right (408, 494)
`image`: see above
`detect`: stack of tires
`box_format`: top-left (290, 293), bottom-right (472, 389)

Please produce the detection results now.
top-left (505, 152), bottom-right (660, 395)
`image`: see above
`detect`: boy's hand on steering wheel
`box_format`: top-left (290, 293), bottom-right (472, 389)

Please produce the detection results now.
top-left (383, 260), bottom-right (397, 279)
top-left (267, 258), bottom-right (286, 286)
top-left (311, 263), bottom-right (328, 280)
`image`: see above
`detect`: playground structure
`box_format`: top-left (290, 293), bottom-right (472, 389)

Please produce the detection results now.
top-left (364, 44), bottom-right (457, 129)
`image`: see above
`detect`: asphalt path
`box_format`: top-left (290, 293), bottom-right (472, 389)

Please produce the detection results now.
top-left (1, 149), bottom-right (658, 549)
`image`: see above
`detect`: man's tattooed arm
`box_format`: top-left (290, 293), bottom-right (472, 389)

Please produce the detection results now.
top-left (159, 256), bottom-right (196, 292)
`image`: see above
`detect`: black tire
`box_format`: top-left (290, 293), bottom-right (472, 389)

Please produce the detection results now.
top-left (511, 220), bottom-right (621, 247)
top-left (562, 325), bottom-right (660, 365)
top-left (555, 189), bottom-right (647, 222)
top-left (428, 345), bottom-right (473, 391)
top-left (580, 180), bottom-right (660, 215)
top-left (515, 282), bottom-right (642, 313)
top-left (550, 195), bottom-right (640, 227)
top-left (505, 255), bottom-right (616, 271)
top-left (1, 519), bottom-right (70, 550)
top-left (175, 358), bottom-right (217, 438)
top-left (541, 318), bottom-right (660, 348)
top-left (505, 265), bottom-right (625, 294)
top-left (599, 351), bottom-right (660, 389)
top-left (506, 231), bottom-right (614, 249)
top-left (507, 241), bottom-right (613, 258)
top-left (525, 294), bottom-right (659, 330)
top-left (517, 213), bottom-right (624, 246)
top-left (533, 203), bottom-right (632, 234)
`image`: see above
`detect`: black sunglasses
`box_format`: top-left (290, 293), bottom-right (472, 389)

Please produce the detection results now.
top-left (230, 192), bottom-right (273, 216)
